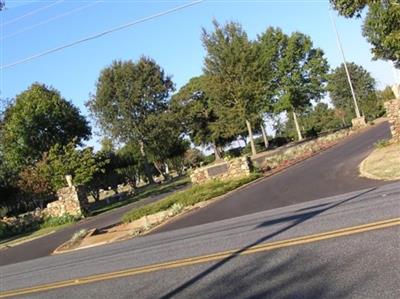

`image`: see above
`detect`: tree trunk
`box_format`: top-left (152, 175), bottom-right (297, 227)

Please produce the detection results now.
top-left (245, 119), bottom-right (257, 156)
top-left (90, 190), bottom-right (100, 202)
top-left (153, 162), bottom-right (167, 181)
top-left (260, 123), bottom-right (269, 150)
top-left (292, 111), bottom-right (303, 141)
top-left (342, 115), bottom-right (347, 127)
top-left (164, 163), bottom-right (169, 175)
top-left (213, 141), bottom-right (221, 160)
top-left (139, 141), bottom-right (155, 184)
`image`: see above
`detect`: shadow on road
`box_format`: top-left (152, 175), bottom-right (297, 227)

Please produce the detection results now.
top-left (159, 188), bottom-right (376, 299)
top-left (186, 245), bottom-right (373, 299)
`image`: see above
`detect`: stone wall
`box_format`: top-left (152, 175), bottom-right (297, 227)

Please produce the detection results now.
top-left (43, 186), bottom-right (88, 218)
top-left (191, 156), bottom-right (252, 184)
top-left (384, 99), bottom-right (400, 143)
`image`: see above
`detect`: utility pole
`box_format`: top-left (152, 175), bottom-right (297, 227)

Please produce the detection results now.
top-left (329, 10), bottom-right (362, 119)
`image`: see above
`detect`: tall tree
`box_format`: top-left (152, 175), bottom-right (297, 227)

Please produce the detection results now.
top-left (172, 75), bottom-right (234, 160)
top-left (144, 110), bottom-right (187, 179)
top-left (255, 27), bottom-right (287, 149)
top-left (0, 83), bottom-right (91, 173)
top-left (116, 142), bottom-right (154, 188)
top-left (330, 0), bottom-right (400, 67)
top-left (87, 57), bottom-right (174, 184)
top-left (275, 32), bottom-right (329, 140)
top-left (202, 20), bottom-right (263, 156)
top-left (327, 62), bottom-right (382, 122)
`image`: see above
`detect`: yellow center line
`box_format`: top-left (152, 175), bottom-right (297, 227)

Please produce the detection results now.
top-left (1, 217), bottom-right (399, 298)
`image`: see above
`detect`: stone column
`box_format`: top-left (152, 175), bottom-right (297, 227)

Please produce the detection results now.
top-left (384, 92), bottom-right (400, 143)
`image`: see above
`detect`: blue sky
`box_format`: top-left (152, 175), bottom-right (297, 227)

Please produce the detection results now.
top-left (1, 0), bottom-right (397, 147)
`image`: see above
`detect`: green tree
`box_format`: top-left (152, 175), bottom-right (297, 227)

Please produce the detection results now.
top-left (85, 150), bottom-right (124, 202)
top-left (255, 27), bottom-right (286, 149)
top-left (144, 111), bottom-right (187, 179)
top-left (14, 142), bottom-right (107, 206)
top-left (44, 142), bottom-right (106, 191)
top-left (0, 83), bottom-right (91, 172)
top-left (202, 20), bottom-right (263, 156)
top-left (87, 57), bottom-right (174, 184)
top-left (183, 148), bottom-right (205, 168)
top-left (330, 0), bottom-right (400, 67)
top-left (327, 63), bottom-right (383, 122)
top-left (377, 85), bottom-right (396, 102)
top-left (116, 142), bottom-right (152, 188)
top-left (303, 103), bottom-right (343, 136)
top-left (172, 75), bottom-right (234, 160)
top-left (275, 32), bottom-right (329, 140)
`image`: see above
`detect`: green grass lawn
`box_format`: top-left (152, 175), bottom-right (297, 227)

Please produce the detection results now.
top-left (122, 173), bottom-right (261, 223)
top-left (89, 176), bottom-right (191, 216)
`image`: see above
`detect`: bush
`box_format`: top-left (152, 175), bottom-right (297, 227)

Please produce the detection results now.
top-left (40, 214), bottom-right (79, 228)
top-left (202, 154), bottom-right (216, 166)
top-left (122, 173), bottom-right (261, 223)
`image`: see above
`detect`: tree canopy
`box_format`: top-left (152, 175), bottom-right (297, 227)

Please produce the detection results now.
top-left (172, 75), bottom-right (234, 159)
top-left (275, 32), bottom-right (329, 140)
top-left (202, 20), bottom-right (264, 155)
top-left (87, 57), bottom-right (175, 183)
top-left (330, 0), bottom-right (400, 67)
top-left (327, 62), bottom-right (383, 121)
top-left (0, 83), bottom-right (91, 173)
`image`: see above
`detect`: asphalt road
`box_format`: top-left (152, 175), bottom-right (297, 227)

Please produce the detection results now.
top-left (0, 184), bottom-right (189, 267)
top-left (154, 122), bottom-right (393, 233)
top-left (1, 182), bottom-right (399, 298)
top-left (0, 122), bottom-right (394, 267)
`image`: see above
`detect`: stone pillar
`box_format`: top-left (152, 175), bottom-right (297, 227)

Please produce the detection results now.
top-left (65, 175), bottom-right (73, 187)
top-left (43, 186), bottom-right (88, 218)
top-left (384, 98), bottom-right (400, 143)
top-left (351, 116), bottom-right (366, 129)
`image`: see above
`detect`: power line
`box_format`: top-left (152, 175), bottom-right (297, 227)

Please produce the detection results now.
top-left (2, 1), bottom-right (102, 40)
top-left (1, 0), bottom-right (204, 70)
top-left (2, 0), bottom-right (64, 27)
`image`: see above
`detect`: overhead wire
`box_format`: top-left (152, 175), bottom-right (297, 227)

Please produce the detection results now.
top-left (1, 0), bottom-right (65, 27)
top-left (2, 1), bottom-right (103, 40)
top-left (1, 0), bottom-right (204, 70)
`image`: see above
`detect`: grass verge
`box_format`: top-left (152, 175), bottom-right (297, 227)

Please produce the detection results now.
top-left (122, 173), bottom-right (261, 223)
top-left (360, 142), bottom-right (400, 181)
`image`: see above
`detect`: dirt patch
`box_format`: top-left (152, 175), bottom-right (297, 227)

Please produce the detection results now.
top-left (360, 142), bottom-right (400, 181)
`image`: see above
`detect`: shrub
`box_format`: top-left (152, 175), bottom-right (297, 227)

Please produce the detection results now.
top-left (40, 214), bottom-right (79, 229)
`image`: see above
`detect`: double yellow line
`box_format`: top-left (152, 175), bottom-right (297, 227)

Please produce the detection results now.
top-left (1, 217), bottom-right (399, 298)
